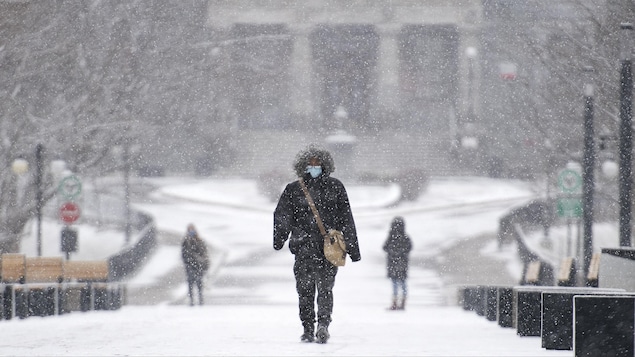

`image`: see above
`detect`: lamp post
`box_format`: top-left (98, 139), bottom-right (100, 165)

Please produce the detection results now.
top-left (581, 66), bottom-right (594, 284)
top-left (619, 23), bottom-right (633, 247)
top-left (34, 144), bottom-right (44, 257)
top-left (123, 143), bottom-right (131, 245)
top-left (11, 158), bottom-right (29, 205)
top-left (465, 46), bottom-right (477, 123)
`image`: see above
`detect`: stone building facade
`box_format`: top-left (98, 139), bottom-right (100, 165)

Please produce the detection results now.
top-left (205, 1), bottom-right (483, 178)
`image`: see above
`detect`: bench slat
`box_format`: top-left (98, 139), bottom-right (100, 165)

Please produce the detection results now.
top-left (63, 261), bottom-right (109, 281)
top-left (525, 261), bottom-right (541, 284)
top-left (25, 257), bottom-right (64, 283)
top-left (587, 253), bottom-right (601, 281)
top-left (1, 253), bottom-right (26, 283)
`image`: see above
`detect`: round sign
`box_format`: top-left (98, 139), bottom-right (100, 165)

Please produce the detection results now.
top-left (558, 169), bottom-right (582, 194)
top-left (59, 202), bottom-right (80, 224)
top-left (58, 175), bottom-right (82, 200)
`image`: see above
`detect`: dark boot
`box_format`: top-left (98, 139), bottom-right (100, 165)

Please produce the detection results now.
top-left (300, 322), bottom-right (314, 343)
top-left (316, 323), bottom-right (330, 344)
top-left (388, 297), bottom-right (398, 310)
top-left (398, 296), bottom-right (406, 310)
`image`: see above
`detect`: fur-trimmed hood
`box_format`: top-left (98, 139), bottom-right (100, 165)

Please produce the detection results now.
top-left (293, 145), bottom-right (335, 177)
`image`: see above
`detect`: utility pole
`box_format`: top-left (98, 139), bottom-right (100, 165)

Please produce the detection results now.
top-left (123, 143), bottom-right (131, 245)
top-left (35, 143), bottom-right (44, 257)
top-left (581, 66), bottom-right (594, 284)
top-left (619, 23), bottom-right (633, 247)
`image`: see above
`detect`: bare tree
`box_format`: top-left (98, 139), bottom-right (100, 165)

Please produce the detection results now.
top-left (0, 1), bottom-right (146, 251)
top-left (480, 0), bottom-right (635, 177)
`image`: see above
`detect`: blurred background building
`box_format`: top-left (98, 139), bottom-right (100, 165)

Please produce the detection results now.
top-left (1, 0), bottom-right (631, 182)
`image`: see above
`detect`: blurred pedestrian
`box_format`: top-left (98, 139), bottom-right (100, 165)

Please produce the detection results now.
top-left (181, 224), bottom-right (209, 306)
top-left (273, 145), bottom-right (361, 344)
top-left (383, 216), bottom-right (412, 310)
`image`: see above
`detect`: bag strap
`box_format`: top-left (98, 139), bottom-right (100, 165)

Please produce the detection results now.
top-left (298, 178), bottom-right (329, 239)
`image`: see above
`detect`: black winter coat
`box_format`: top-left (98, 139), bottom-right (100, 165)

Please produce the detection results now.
top-left (182, 235), bottom-right (209, 280)
top-left (383, 221), bottom-right (412, 280)
top-left (273, 173), bottom-right (361, 262)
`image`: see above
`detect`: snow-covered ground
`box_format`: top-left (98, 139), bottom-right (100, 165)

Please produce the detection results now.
top-left (5, 176), bottom-right (575, 356)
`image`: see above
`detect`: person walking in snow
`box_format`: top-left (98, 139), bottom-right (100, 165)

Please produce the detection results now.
top-left (273, 145), bottom-right (361, 344)
top-left (383, 216), bottom-right (412, 310)
top-left (181, 224), bottom-right (210, 306)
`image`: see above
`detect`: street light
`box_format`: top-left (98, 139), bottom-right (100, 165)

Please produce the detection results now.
top-left (112, 142), bottom-right (139, 245)
top-left (602, 159), bottom-right (619, 179)
top-left (34, 144), bottom-right (44, 257)
top-left (465, 46), bottom-right (478, 123)
top-left (123, 143), bottom-right (131, 245)
top-left (12, 148), bottom-right (70, 257)
top-left (581, 66), bottom-right (594, 284)
top-left (619, 23), bottom-right (633, 247)
top-left (11, 159), bottom-right (29, 212)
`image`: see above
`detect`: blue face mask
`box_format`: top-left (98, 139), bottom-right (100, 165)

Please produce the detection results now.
top-left (306, 165), bottom-right (322, 178)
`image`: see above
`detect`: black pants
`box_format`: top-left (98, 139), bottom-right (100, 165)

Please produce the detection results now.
top-left (294, 256), bottom-right (338, 327)
top-left (187, 275), bottom-right (204, 306)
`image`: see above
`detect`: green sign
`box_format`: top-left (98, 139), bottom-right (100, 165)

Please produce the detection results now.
top-left (58, 175), bottom-right (82, 200)
top-left (557, 197), bottom-right (582, 218)
top-left (558, 169), bottom-right (582, 194)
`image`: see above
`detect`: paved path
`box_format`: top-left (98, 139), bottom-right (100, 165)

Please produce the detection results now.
top-left (435, 233), bottom-right (518, 285)
top-left (126, 229), bottom-right (519, 307)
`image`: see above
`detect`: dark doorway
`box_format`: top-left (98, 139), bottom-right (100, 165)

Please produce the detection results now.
top-left (310, 24), bottom-right (379, 131)
top-left (229, 24), bottom-right (293, 129)
top-left (398, 25), bottom-right (459, 134)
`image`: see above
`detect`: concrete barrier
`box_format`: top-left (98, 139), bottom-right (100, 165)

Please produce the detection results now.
top-left (513, 286), bottom-right (575, 337)
top-left (461, 285), bottom-right (514, 328)
top-left (541, 288), bottom-right (626, 350)
top-left (574, 295), bottom-right (635, 356)
top-left (513, 286), bottom-right (548, 336)
top-left (483, 286), bottom-right (498, 321)
top-left (497, 286), bottom-right (514, 328)
top-left (599, 248), bottom-right (635, 290)
top-left (461, 285), bottom-right (482, 312)
top-left (80, 283), bottom-right (124, 311)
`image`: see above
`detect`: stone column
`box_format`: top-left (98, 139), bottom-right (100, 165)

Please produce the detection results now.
top-left (375, 24), bottom-right (401, 119)
top-left (288, 25), bottom-right (315, 128)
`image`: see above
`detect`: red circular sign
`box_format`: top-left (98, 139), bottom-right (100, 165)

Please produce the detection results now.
top-left (59, 202), bottom-right (80, 224)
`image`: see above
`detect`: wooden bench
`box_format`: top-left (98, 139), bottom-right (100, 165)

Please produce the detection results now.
top-left (587, 253), bottom-right (601, 286)
top-left (1, 253), bottom-right (26, 283)
top-left (25, 257), bottom-right (64, 283)
top-left (557, 257), bottom-right (575, 286)
top-left (63, 260), bottom-right (109, 282)
top-left (524, 261), bottom-right (541, 285)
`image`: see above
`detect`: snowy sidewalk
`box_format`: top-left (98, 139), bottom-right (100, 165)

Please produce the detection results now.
top-left (2, 177), bottom-right (573, 356)
top-left (0, 303), bottom-right (570, 356)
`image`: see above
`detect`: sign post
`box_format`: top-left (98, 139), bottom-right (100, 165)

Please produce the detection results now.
top-left (557, 168), bottom-right (583, 218)
top-left (57, 175), bottom-right (82, 259)
top-left (556, 167), bottom-right (583, 268)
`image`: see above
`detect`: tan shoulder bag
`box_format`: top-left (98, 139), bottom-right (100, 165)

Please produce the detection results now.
top-left (298, 178), bottom-right (347, 267)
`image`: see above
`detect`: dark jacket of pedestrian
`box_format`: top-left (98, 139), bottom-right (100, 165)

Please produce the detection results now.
top-left (273, 149), bottom-right (361, 262)
top-left (383, 217), bottom-right (412, 280)
top-left (182, 225), bottom-right (210, 281)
